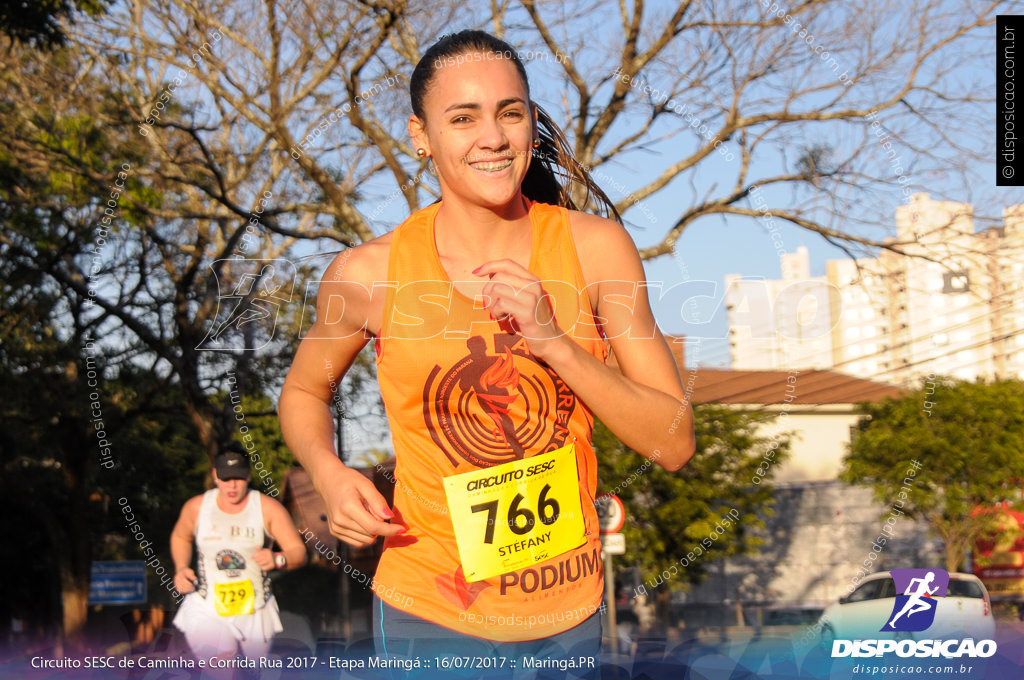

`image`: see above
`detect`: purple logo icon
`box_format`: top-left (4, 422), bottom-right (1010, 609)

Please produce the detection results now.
top-left (882, 568), bottom-right (949, 632)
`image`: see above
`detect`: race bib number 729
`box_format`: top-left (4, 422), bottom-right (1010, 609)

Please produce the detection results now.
top-left (214, 579), bottom-right (254, 617)
top-left (443, 444), bottom-right (586, 583)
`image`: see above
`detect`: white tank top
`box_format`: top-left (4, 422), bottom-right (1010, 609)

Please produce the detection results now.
top-left (194, 489), bottom-right (273, 612)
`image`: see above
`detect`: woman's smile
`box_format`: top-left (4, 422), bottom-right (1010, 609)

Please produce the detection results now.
top-left (468, 157), bottom-right (514, 173)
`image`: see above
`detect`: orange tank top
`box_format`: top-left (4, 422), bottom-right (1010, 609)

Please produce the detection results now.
top-left (372, 199), bottom-right (606, 641)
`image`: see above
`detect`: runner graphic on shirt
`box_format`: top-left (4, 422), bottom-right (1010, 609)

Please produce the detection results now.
top-left (423, 333), bottom-right (575, 469)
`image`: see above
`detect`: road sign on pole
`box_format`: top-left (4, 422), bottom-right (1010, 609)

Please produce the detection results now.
top-left (595, 494), bottom-right (626, 652)
top-left (601, 532), bottom-right (626, 555)
top-left (595, 493), bottom-right (625, 534)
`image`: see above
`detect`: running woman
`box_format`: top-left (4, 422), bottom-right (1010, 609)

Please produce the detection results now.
top-left (170, 443), bottom-right (307, 665)
top-left (279, 29), bottom-right (694, 671)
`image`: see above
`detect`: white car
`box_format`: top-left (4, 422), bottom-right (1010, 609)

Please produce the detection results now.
top-left (818, 571), bottom-right (995, 643)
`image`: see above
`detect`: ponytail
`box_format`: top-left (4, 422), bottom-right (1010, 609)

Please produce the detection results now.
top-left (523, 105), bottom-right (621, 222)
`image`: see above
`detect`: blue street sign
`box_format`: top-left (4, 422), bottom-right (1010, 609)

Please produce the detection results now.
top-left (89, 561), bottom-right (147, 604)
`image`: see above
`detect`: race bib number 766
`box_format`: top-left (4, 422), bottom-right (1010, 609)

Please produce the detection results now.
top-left (443, 444), bottom-right (586, 582)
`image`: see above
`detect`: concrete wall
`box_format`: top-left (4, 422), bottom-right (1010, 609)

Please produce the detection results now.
top-left (757, 407), bottom-right (858, 483)
top-left (678, 482), bottom-right (936, 610)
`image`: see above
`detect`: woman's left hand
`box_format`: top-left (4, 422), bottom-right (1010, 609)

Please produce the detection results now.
top-left (473, 259), bottom-right (568, 360)
top-left (251, 548), bottom-right (276, 571)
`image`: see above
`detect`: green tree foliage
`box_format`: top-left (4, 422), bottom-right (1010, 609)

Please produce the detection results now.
top-left (0, 296), bottom-right (208, 642)
top-left (0, 0), bottom-right (108, 48)
top-left (0, 22), bottom-right (329, 450)
top-left (0, 39), bottom-right (296, 641)
top-left (0, 258), bottom-right (95, 641)
top-left (221, 388), bottom-right (296, 497)
top-left (841, 378), bottom-right (1024, 572)
top-left (87, 368), bottom-right (208, 604)
top-left (0, 52), bottom-right (118, 640)
top-left (595, 403), bottom-right (791, 590)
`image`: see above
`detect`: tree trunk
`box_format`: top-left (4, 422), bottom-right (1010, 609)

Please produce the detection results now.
top-left (61, 451), bottom-right (94, 648)
top-left (945, 544), bottom-right (964, 573)
top-left (940, 521), bottom-right (970, 573)
top-left (60, 565), bottom-right (90, 646)
top-left (186, 397), bottom-right (219, 463)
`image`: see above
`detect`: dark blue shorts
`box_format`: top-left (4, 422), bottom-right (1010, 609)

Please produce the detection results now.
top-left (372, 595), bottom-right (602, 680)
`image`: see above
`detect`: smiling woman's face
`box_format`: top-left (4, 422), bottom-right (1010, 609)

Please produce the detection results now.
top-left (410, 53), bottom-right (536, 211)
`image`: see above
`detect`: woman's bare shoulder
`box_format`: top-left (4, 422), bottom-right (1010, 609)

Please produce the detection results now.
top-left (566, 210), bottom-right (644, 281)
top-left (321, 232), bottom-right (393, 286)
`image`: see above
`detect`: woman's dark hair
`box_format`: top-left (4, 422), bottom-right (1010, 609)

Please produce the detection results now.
top-left (410, 30), bottom-right (621, 222)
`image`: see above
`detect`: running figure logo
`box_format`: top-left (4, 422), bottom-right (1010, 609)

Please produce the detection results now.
top-left (196, 258), bottom-right (296, 351)
top-left (882, 569), bottom-right (949, 632)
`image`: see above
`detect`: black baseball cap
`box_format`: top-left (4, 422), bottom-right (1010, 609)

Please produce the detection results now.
top-left (215, 442), bottom-right (251, 481)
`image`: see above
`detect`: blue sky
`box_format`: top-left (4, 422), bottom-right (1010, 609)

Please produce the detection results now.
top-left (576, 3), bottom-right (1021, 369)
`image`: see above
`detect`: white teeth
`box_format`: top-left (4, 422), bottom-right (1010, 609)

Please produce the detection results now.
top-left (471, 159), bottom-right (513, 172)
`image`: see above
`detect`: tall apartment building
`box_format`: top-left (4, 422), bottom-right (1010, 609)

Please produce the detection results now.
top-left (727, 193), bottom-right (1024, 386)
top-left (726, 246), bottom-right (835, 370)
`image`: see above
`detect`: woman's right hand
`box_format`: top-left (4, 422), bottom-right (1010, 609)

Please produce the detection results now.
top-left (317, 460), bottom-right (406, 547)
top-left (173, 568), bottom-right (197, 594)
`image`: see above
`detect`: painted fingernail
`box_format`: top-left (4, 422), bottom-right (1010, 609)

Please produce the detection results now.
top-left (381, 507), bottom-right (395, 519)
top-left (472, 266), bottom-right (482, 275)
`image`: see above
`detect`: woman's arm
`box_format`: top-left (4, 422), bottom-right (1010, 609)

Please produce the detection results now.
top-left (259, 495), bottom-right (309, 570)
top-left (278, 243), bottom-right (405, 547)
top-left (170, 496), bottom-right (201, 593)
top-left (474, 213), bottom-right (695, 470)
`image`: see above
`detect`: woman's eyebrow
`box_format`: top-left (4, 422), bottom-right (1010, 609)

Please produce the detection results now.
top-left (444, 102), bottom-right (480, 113)
top-left (497, 97), bottom-right (527, 109)
top-left (443, 97), bottom-right (527, 114)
